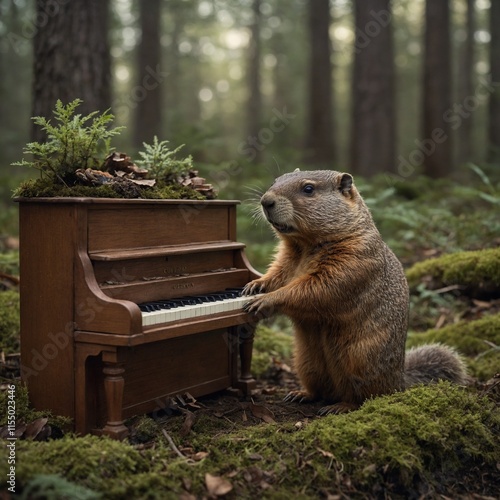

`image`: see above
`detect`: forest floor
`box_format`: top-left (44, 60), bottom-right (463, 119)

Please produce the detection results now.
top-left (1, 168), bottom-right (500, 498)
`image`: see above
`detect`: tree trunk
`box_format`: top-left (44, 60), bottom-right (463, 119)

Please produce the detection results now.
top-left (133, 0), bottom-right (162, 148)
top-left (422, 0), bottom-right (453, 177)
top-left (489, 0), bottom-right (500, 162)
top-left (457, 0), bottom-right (475, 164)
top-left (305, 0), bottom-right (335, 165)
top-left (246, 0), bottom-right (262, 162)
top-left (32, 0), bottom-right (111, 142)
top-left (350, 0), bottom-right (395, 176)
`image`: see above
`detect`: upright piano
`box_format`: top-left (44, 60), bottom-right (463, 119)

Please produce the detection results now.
top-left (17, 198), bottom-right (261, 438)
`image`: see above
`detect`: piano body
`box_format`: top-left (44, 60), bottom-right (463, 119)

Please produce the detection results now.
top-left (17, 197), bottom-right (261, 438)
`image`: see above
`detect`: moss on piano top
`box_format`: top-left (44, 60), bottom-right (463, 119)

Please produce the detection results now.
top-left (4, 382), bottom-right (499, 499)
top-left (14, 176), bottom-right (205, 200)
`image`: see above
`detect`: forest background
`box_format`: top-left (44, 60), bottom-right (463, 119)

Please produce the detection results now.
top-left (0, 0), bottom-right (499, 269)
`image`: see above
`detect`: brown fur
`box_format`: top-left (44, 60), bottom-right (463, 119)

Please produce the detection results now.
top-left (244, 170), bottom-right (468, 414)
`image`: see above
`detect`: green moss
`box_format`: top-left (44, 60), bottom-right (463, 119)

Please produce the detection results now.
top-left (3, 384), bottom-right (497, 498)
top-left (0, 291), bottom-right (20, 354)
top-left (131, 416), bottom-right (160, 443)
top-left (0, 384), bottom-right (71, 430)
top-left (14, 176), bottom-right (205, 200)
top-left (14, 178), bottom-right (121, 199)
top-left (0, 250), bottom-right (19, 276)
top-left (407, 313), bottom-right (500, 380)
top-left (406, 247), bottom-right (500, 289)
top-left (10, 435), bottom-right (160, 498)
top-left (252, 325), bottom-right (293, 377)
top-left (21, 474), bottom-right (100, 500)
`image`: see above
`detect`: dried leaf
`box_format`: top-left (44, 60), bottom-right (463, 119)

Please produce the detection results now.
top-left (24, 417), bottom-right (48, 440)
top-left (205, 473), bottom-right (233, 497)
top-left (249, 403), bottom-right (276, 424)
top-left (191, 451), bottom-right (209, 461)
top-left (130, 178), bottom-right (155, 187)
top-left (472, 299), bottom-right (492, 309)
top-left (317, 447), bottom-right (334, 459)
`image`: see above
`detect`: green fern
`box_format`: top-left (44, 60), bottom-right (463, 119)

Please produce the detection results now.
top-left (12, 99), bottom-right (123, 186)
top-left (137, 136), bottom-right (194, 181)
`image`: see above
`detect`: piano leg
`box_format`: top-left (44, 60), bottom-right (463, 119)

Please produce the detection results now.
top-left (237, 324), bottom-right (257, 395)
top-left (101, 350), bottom-right (129, 440)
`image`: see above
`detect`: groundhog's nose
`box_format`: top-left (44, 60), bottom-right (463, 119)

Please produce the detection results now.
top-left (261, 193), bottom-right (275, 211)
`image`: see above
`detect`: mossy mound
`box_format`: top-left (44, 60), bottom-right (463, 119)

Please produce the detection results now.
top-left (0, 291), bottom-right (20, 354)
top-left (406, 248), bottom-right (500, 296)
top-left (3, 383), bottom-right (498, 498)
top-left (407, 313), bottom-right (500, 380)
top-left (14, 176), bottom-right (204, 200)
top-left (0, 384), bottom-right (70, 431)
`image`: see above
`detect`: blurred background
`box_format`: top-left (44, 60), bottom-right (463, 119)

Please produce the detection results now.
top-left (0, 0), bottom-right (499, 270)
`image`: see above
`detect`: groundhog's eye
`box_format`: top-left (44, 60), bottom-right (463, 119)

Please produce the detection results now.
top-left (302, 184), bottom-right (315, 195)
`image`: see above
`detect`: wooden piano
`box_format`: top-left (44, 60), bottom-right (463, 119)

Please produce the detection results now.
top-left (16, 197), bottom-right (261, 438)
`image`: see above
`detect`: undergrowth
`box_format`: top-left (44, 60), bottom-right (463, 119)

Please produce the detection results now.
top-left (2, 384), bottom-right (498, 499)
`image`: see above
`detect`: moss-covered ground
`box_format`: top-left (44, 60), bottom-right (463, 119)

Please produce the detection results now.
top-left (1, 383), bottom-right (497, 499)
top-left (2, 171), bottom-right (500, 498)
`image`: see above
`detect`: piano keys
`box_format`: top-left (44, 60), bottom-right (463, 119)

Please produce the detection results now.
top-left (139, 288), bottom-right (263, 326)
top-left (16, 197), bottom-right (261, 438)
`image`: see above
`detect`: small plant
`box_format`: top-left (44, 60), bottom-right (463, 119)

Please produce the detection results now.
top-left (12, 99), bottom-right (123, 186)
top-left (137, 136), bottom-right (194, 181)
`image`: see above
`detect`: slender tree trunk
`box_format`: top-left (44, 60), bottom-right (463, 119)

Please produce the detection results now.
top-left (32, 0), bottom-right (111, 142)
top-left (246, 0), bottom-right (262, 162)
top-left (133, 0), bottom-right (163, 147)
top-left (489, 0), bottom-right (500, 162)
top-left (422, 0), bottom-right (453, 177)
top-left (305, 0), bottom-right (335, 165)
top-left (350, 0), bottom-right (395, 176)
top-left (457, 0), bottom-right (475, 164)
top-left (165, 7), bottom-right (183, 139)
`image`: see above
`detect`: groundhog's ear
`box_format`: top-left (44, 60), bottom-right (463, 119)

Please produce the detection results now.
top-left (339, 173), bottom-right (353, 196)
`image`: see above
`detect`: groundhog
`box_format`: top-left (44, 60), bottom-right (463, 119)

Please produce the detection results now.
top-left (243, 169), bottom-right (468, 414)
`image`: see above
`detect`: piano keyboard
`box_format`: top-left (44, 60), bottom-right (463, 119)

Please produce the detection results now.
top-left (139, 289), bottom-right (261, 326)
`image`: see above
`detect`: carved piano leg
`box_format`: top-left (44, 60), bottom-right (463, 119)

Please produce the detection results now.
top-left (101, 351), bottom-right (129, 440)
top-left (237, 324), bottom-right (257, 395)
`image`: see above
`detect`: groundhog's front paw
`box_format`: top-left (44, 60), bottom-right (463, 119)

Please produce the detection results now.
top-left (242, 279), bottom-right (267, 296)
top-left (243, 293), bottom-right (278, 318)
top-left (317, 402), bottom-right (359, 415)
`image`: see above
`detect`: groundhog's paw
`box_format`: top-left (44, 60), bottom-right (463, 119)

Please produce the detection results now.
top-left (242, 279), bottom-right (266, 296)
top-left (283, 390), bottom-right (314, 404)
top-left (243, 294), bottom-right (277, 318)
top-left (318, 402), bottom-right (359, 415)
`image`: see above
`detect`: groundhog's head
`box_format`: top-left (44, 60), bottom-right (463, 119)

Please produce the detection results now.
top-left (260, 170), bottom-right (367, 241)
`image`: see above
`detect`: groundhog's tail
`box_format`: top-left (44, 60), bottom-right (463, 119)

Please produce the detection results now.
top-left (404, 344), bottom-right (469, 388)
